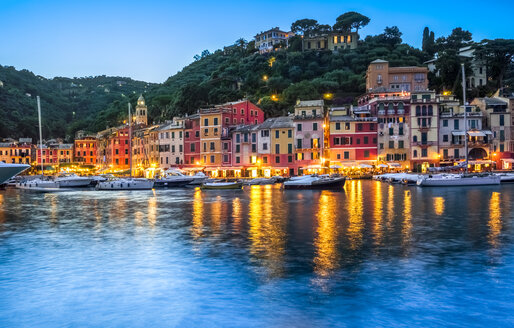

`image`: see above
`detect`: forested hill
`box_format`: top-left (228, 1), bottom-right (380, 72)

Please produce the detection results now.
top-left (1, 15), bottom-right (512, 140)
top-left (0, 66), bottom-right (153, 140)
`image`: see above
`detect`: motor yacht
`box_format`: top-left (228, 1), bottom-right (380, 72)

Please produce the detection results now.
top-left (96, 178), bottom-right (154, 190)
top-left (494, 172), bottom-right (514, 183)
top-left (188, 172), bottom-right (208, 185)
top-left (154, 169), bottom-right (195, 188)
top-left (54, 173), bottom-right (93, 188)
top-left (283, 175), bottom-right (346, 190)
top-left (16, 178), bottom-right (61, 191)
top-left (200, 181), bottom-right (243, 190)
top-left (417, 174), bottom-right (500, 187)
top-left (0, 163), bottom-right (30, 185)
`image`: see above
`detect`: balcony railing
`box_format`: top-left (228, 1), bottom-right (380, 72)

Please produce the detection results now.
top-left (412, 141), bottom-right (436, 147)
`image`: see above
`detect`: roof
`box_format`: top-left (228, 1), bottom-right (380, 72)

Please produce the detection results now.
top-left (295, 100), bottom-right (324, 108)
top-left (482, 98), bottom-right (508, 106)
top-left (257, 116), bottom-right (293, 129)
top-left (232, 124), bottom-right (255, 133)
top-left (371, 59), bottom-right (388, 63)
top-left (58, 144), bottom-right (73, 149)
top-left (157, 123), bottom-right (183, 131)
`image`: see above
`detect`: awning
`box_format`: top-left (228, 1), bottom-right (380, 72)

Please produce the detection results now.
top-left (359, 163), bottom-right (373, 168)
top-left (468, 160), bottom-right (493, 165)
top-left (452, 131), bottom-right (466, 136)
top-left (330, 164), bottom-right (342, 169)
top-left (341, 162), bottom-right (358, 167)
top-left (501, 158), bottom-right (514, 163)
top-left (181, 167), bottom-right (204, 171)
top-left (388, 162), bottom-right (401, 167)
top-left (378, 164), bottom-right (388, 168)
top-left (468, 131), bottom-right (486, 137)
top-left (204, 167), bottom-right (220, 172)
top-left (304, 165), bottom-right (322, 169)
top-left (483, 130), bottom-right (493, 135)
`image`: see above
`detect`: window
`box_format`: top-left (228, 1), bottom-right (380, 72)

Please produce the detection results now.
top-left (236, 156), bottom-right (240, 163)
top-left (172, 145), bottom-right (176, 153)
top-left (335, 122), bottom-right (340, 130)
top-left (333, 138), bottom-right (340, 145)
top-left (244, 133), bottom-right (248, 143)
top-left (454, 120), bottom-right (459, 130)
top-left (364, 136), bottom-right (369, 144)
top-left (195, 131), bottom-right (199, 138)
top-left (263, 143), bottom-right (268, 150)
top-left (337, 153), bottom-right (341, 159)
top-left (313, 123), bottom-right (318, 131)
top-left (275, 144), bottom-right (280, 154)
top-left (297, 139), bottom-right (302, 148)
top-left (421, 149), bottom-right (428, 157)
top-left (210, 155), bottom-right (215, 163)
top-left (210, 142), bottom-right (215, 151)
top-left (344, 151), bottom-right (349, 159)
top-left (443, 135), bottom-right (449, 142)
top-left (413, 150), bottom-right (418, 158)
top-left (389, 127), bottom-right (394, 135)
top-left (379, 143), bottom-right (384, 149)
top-left (204, 128), bottom-right (208, 135)
top-left (500, 115), bottom-right (505, 126)
top-left (398, 140), bottom-right (404, 149)
top-left (179, 145), bottom-right (183, 152)
top-left (252, 144), bottom-right (257, 153)
top-left (443, 120), bottom-right (448, 127)
top-left (223, 154), bottom-right (229, 162)
top-left (275, 130), bottom-right (279, 139)
top-left (236, 134), bottom-right (240, 143)
top-left (288, 155), bottom-right (293, 163)
top-left (204, 118), bottom-right (208, 126)
top-left (191, 143), bottom-right (196, 152)
top-left (389, 141), bottom-right (394, 149)
top-left (252, 133), bottom-right (256, 143)
top-left (357, 124), bottom-right (363, 131)
top-left (203, 143), bottom-right (207, 152)
top-left (454, 149), bottom-right (460, 158)
top-left (297, 123), bottom-right (302, 131)
top-left (275, 156), bottom-right (280, 163)
top-left (413, 136), bottom-right (418, 143)
top-left (288, 144), bottom-right (292, 154)
top-left (345, 123), bottom-right (350, 130)
top-left (364, 150), bottom-right (370, 158)
top-left (263, 157), bottom-right (268, 164)
top-left (235, 145), bottom-right (240, 153)
top-left (288, 130), bottom-right (292, 138)
top-left (214, 117), bottom-right (218, 125)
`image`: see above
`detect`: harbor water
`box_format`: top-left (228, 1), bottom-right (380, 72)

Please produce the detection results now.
top-left (0, 181), bottom-right (513, 327)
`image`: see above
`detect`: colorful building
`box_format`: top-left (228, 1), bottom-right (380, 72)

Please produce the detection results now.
top-left (158, 120), bottom-right (185, 168)
top-left (183, 114), bottom-right (201, 167)
top-left (366, 59), bottom-right (428, 92)
top-left (74, 136), bottom-right (97, 165)
top-left (410, 90), bottom-right (439, 172)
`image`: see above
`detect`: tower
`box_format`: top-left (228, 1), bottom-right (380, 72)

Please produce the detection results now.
top-left (135, 94), bottom-right (148, 125)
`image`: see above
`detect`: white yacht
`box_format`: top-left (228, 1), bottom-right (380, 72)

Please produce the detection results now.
top-left (188, 172), bottom-right (208, 185)
top-left (494, 172), bottom-right (514, 183)
top-left (154, 169), bottom-right (195, 187)
top-left (284, 175), bottom-right (346, 190)
top-left (54, 173), bottom-right (93, 188)
top-left (0, 163), bottom-right (30, 184)
top-left (16, 178), bottom-right (61, 191)
top-left (417, 174), bottom-right (500, 187)
top-left (96, 178), bottom-right (154, 190)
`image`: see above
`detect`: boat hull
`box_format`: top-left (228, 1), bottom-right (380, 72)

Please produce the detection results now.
top-left (201, 182), bottom-right (243, 190)
top-left (417, 176), bottom-right (500, 187)
top-left (0, 164), bottom-right (30, 184)
top-left (154, 178), bottom-right (193, 188)
top-left (56, 179), bottom-right (92, 188)
top-left (284, 177), bottom-right (346, 190)
top-left (96, 180), bottom-right (154, 190)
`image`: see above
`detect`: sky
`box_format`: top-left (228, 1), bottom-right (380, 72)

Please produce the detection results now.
top-left (1, 0), bottom-right (513, 83)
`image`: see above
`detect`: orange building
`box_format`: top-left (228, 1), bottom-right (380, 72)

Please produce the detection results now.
top-left (74, 136), bottom-right (97, 165)
top-left (366, 59), bottom-right (428, 92)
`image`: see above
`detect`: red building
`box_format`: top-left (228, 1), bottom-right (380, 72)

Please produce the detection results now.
top-left (37, 146), bottom-right (58, 165)
top-left (328, 107), bottom-right (378, 164)
top-left (105, 126), bottom-right (130, 170)
top-left (74, 136), bottom-right (98, 165)
top-left (183, 114), bottom-right (201, 166)
top-left (218, 99), bottom-right (265, 125)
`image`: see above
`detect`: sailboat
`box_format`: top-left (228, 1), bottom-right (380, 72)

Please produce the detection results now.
top-left (417, 64), bottom-right (500, 187)
top-left (96, 102), bottom-right (154, 190)
top-left (16, 96), bottom-right (62, 191)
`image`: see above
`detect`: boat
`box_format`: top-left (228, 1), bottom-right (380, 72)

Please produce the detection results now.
top-left (16, 178), bottom-right (61, 191)
top-left (187, 172), bottom-right (208, 185)
top-left (283, 175), bottom-right (346, 190)
top-left (417, 174), bottom-right (500, 187)
top-left (54, 173), bottom-right (93, 188)
top-left (154, 169), bottom-right (195, 187)
top-left (96, 178), bottom-right (154, 190)
top-left (200, 181), bottom-right (243, 190)
top-left (494, 172), bottom-right (514, 183)
top-left (242, 177), bottom-right (276, 185)
top-left (0, 162), bottom-right (30, 185)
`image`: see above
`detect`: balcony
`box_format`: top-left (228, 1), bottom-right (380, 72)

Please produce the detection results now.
top-left (412, 141), bottom-right (436, 147)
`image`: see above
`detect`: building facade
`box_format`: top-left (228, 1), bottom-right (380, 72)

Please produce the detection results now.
top-left (366, 59), bottom-right (428, 92)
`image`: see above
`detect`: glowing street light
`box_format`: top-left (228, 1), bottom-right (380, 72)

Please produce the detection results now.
top-left (271, 94), bottom-right (279, 102)
top-left (262, 75), bottom-right (268, 81)
top-left (323, 92), bottom-right (334, 100)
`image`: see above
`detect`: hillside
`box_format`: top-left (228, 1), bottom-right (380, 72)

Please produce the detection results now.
top-left (0, 66), bottom-right (153, 140)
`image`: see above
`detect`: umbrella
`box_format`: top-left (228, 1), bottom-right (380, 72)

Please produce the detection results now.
top-left (330, 164), bottom-right (342, 169)
top-left (359, 163), bottom-right (373, 168)
top-left (378, 164), bottom-right (388, 168)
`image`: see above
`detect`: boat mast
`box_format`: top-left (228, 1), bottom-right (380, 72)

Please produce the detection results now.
top-left (37, 96), bottom-right (44, 176)
top-left (461, 63), bottom-right (468, 173)
top-left (128, 103), bottom-right (132, 178)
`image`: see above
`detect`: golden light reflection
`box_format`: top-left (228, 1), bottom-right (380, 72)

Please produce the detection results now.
top-left (0, 194), bottom-right (4, 225)
top-left (433, 197), bottom-right (445, 216)
top-left (347, 180), bottom-right (364, 250)
top-left (248, 186), bottom-right (285, 278)
top-left (488, 192), bottom-right (501, 248)
top-left (46, 194), bottom-right (58, 224)
top-left (191, 189), bottom-right (204, 239)
top-left (210, 195), bottom-right (222, 234)
top-left (373, 181), bottom-right (383, 247)
top-left (402, 190), bottom-right (412, 250)
top-left (232, 197), bottom-right (242, 232)
top-left (387, 184), bottom-right (395, 228)
top-left (148, 195), bottom-right (157, 228)
top-left (314, 191), bottom-right (339, 277)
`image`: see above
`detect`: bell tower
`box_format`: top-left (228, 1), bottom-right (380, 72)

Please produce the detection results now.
top-left (135, 94), bottom-right (148, 125)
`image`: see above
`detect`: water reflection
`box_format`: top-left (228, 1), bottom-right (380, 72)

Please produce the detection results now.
top-left (191, 189), bottom-right (204, 239)
top-left (433, 197), bottom-right (445, 216)
top-left (231, 197), bottom-right (243, 233)
top-left (148, 195), bottom-right (157, 228)
top-left (314, 191), bottom-right (339, 277)
top-left (248, 185), bottom-right (286, 278)
top-left (402, 190), bottom-right (412, 252)
top-left (488, 192), bottom-right (501, 248)
top-left (346, 180), bottom-right (364, 250)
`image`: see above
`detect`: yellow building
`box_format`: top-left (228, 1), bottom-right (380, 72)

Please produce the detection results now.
top-left (199, 108), bottom-right (223, 169)
top-left (268, 116), bottom-right (295, 176)
top-left (410, 90), bottom-right (439, 172)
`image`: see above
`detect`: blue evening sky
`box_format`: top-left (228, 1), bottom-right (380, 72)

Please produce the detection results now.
top-left (1, 0), bottom-right (512, 83)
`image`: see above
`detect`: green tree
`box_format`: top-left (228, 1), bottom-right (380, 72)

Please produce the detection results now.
top-left (290, 19), bottom-right (318, 36)
top-left (333, 11), bottom-right (370, 34)
top-left (475, 39), bottom-right (514, 89)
